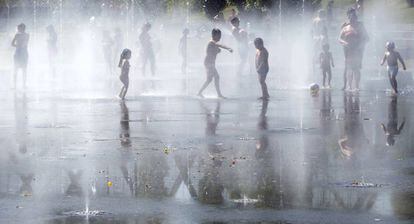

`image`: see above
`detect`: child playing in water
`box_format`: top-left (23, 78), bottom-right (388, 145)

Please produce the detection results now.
top-left (320, 43), bottom-right (334, 88)
top-left (197, 29), bottom-right (233, 98)
top-left (254, 38), bottom-right (269, 100)
top-left (139, 22), bottom-right (155, 76)
top-left (12, 23), bottom-right (29, 89)
top-left (381, 42), bottom-right (406, 94)
top-left (118, 49), bottom-right (132, 100)
top-left (230, 17), bottom-right (248, 74)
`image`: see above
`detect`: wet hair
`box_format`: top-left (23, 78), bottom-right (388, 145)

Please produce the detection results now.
top-left (230, 17), bottom-right (240, 26)
top-left (211, 28), bottom-right (221, 38)
top-left (183, 28), bottom-right (189, 35)
top-left (386, 41), bottom-right (395, 50)
top-left (118, 48), bottom-right (131, 68)
top-left (386, 135), bottom-right (395, 146)
top-left (254, 38), bottom-right (264, 48)
top-left (322, 43), bottom-right (330, 51)
top-left (17, 23), bottom-right (26, 32)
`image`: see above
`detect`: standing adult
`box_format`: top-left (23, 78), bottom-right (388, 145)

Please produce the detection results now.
top-left (339, 8), bottom-right (369, 91)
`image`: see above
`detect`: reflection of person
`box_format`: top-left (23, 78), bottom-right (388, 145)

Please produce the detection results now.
top-left (254, 38), bottom-right (270, 100)
top-left (320, 43), bottom-right (334, 88)
top-left (198, 101), bottom-right (224, 204)
top-left (381, 97), bottom-right (405, 146)
top-left (119, 101), bottom-right (131, 148)
top-left (381, 42), bottom-right (407, 95)
top-left (231, 17), bottom-right (248, 74)
top-left (339, 8), bottom-right (369, 91)
top-left (338, 93), bottom-right (367, 158)
top-left (12, 23), bottom-right (29, 89)
top-left (118, 49), bottom-right (131, 100)
top-left (46, 25), bottom-right (58, 76)
top-left (66, 170), bottom-right (83, 196)
top-left (197, 29), bottom-right (233, 99)
top-left (139, 22), bottom-right (155, 76)
top-left (14, 93), bottom-right (28, 154)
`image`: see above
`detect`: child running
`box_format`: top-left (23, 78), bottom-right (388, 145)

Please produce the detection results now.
top-left (320, 43), bottom-right (334, 88)
top-left (381, 42), bottom-right (406, 94)
top-left (254, 38), bottom-right (269, 100)
top-left (11, 23), bottom-right (29, 89)
top-left (118, 49), bottom-right (132, 100)
top-left (198, 29), bottom-right (233, 99)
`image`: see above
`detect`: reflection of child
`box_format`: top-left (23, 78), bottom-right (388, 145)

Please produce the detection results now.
top-left (254, 38), bottom-right (269, 100)
top-left (198, 29), bottom-right (233, 98)
top-left (381, 42), bottom-right (406, 94)
top-left (118, 49), bottom-right (132, 100)
top-left (320, 43), bottom-right (334, 88)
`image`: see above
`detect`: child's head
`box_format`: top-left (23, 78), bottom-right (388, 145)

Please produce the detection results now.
top-left (142, 22), bottom-right (151, 32)
top-left (230, 17), bottom-right (240, 27)
top-left (183, 28), bottom-right (189, 35)
top-left (347, 8), bottom-right (357, 22)
top-left (386, 41), bottom-right (395, 51)
top-left (211, 28), bottom-right (221, 42)
top-left (17, 23), bottom-right (26, 32)
top-left (386, 135), bottom-right (395, 146)
top-left (118, 48), bottom-right (132, 67)
top-left (310, 83), bottom-right (320, 96)
top-left (322, 43), bottom-right (330, 52)
top-left (254, 37), bottom-right (264, 49)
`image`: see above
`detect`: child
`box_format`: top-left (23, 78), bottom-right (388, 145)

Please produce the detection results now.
top-left (118, 49), bottom-right (132, 100)
top-left (320, 43), bottom-right (334, 88)
top-left (178, 28), bottom-right (189, 74)
top-left (139, 22), bottom-right (155, 76)
top-left (197, 29), bottom-right (233, 98)
top-left (381, 42), bottom-right (406, 94)
top-left (11, 23), bottom-right (29, 89)
top-left (230, 17), bottom-right (248, 74)
top-left (254, 38), bottom-right (269, 100)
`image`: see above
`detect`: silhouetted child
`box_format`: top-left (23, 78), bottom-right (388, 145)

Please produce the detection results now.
top-left (320, 43), bottom-right (334, 88)
top-left (178, 28), bottom-right (189, 74)
top-left (254, 38), bottom-right (269, 100)
top-left (381, 42), bottom-right (406, 94)
top-left (198, 29), bottom-right (233, 98)
top-left (139, 22), bottom-right (155, 76)
top-left (12, 23), bottom-right (29, 89)
top-left (118, 49), bottom-right (131, 100)
top-left (230, 17), bottom-right (248, 74)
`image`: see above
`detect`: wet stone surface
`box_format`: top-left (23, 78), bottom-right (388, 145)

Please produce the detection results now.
top-left (1, 85), bottom-right (414, 224)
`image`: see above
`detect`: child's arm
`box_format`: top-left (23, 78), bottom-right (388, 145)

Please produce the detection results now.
top-left (257, 51), bottom-right (265, 72)
top-left (330, 52), bottom-right (335, 67)
top-left (380, 54), bottom-right (387, 66)
top-left (216, 43), bottom-right (233, 53)
top-left (397, 52), bottom-right (407, 70)
top-left (11, 35), bottom-right (17, 47)
top-left (338, 30), bottom-right (348, 46)
top-left (397, 119), bottom-right (405, 134)
top-left (381, 123), bottom-right (387, 134)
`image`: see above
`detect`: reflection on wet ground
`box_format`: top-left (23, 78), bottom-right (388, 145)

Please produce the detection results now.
top-left (1, 89), bottom-right (414, 224)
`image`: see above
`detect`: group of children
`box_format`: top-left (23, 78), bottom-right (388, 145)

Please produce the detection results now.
top-left (10, 18), bottom-right (408, 100)
top-left (318, 41), bottom-right (406, 95)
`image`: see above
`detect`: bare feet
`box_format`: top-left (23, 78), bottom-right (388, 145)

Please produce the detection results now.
top-left (218, 95), bottom-right (226, 99)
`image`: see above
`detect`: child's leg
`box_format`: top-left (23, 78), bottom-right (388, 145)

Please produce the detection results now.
top-left (198, 70), bottom-right (213, 96)
top-left (342, 66), bottom-right (347, 90)
top-left (328, 68), bottom-right (332, 86)
top-left (213, 71), bottom-right (224, 97)
top-left (22, 67), bottom-right (27, 88)
top-left (122, 86), bottom-right (129, 99)
top-left (347, 69), bottom-right (353, 90)
top-left (119, 86), bottom-right (125, 98)
top-left (354, 69), bottom-right (361, 90)
top-left (149, 52), bottom-right (156, 76)
top-left (259, 74), bottom-right (269, 98)
top-left (391, 68), bottom-right (399, 93)
top-left (322, 69), bottom-right (327, 87)
top-left (13, 67), bottom-right (18, 89)
top-left (142, 55), bottom-right (147, 76)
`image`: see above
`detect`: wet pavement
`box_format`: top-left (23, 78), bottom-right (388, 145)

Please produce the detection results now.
top-left (1, 70), bottom-right (414, 224)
